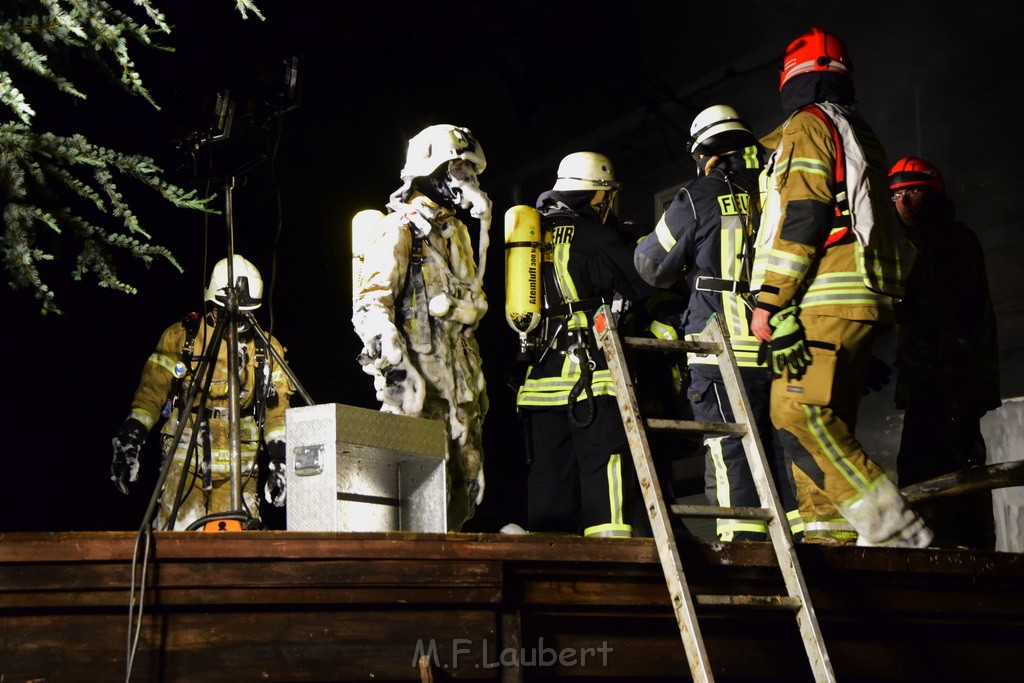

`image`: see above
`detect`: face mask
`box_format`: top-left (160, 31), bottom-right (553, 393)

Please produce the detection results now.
top-left (446, 159), bottom-right (492, 220)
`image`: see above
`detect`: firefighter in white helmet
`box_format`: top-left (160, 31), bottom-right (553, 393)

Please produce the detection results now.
top-left (351, 124), bottom-right (491, 531)
top-left (110, 255), bottom-right (295, 530)
top-left (514, 151), bottom-right (657, 538)
top-left (634, 105), bottom-right (803, 542)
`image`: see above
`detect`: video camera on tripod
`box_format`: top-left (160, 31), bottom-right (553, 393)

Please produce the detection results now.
top-left (176, 55), bottom-right (301, 157)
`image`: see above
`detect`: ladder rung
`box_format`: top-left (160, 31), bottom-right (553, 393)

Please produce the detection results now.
top-left (622, 336), bottom-right (722, 356)
top-left (646, 418), bottom-right (747, 436)
top-left (671, 504), bottom-right (774, 521)
top-left (696, 594), bottom-right (802, 610)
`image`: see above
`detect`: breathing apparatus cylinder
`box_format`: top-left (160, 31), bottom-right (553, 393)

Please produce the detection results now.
top-left (504, 205), bottom-right (544, 355)
top-left (351, 209), bottom-right (385, 298)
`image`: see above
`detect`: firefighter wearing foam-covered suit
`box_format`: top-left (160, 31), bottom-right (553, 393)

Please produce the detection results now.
top-left (351, 124), bottom-right (491, 531)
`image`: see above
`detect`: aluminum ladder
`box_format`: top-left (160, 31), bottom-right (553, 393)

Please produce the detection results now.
top-left (592, 304), bottom-right (836, 683)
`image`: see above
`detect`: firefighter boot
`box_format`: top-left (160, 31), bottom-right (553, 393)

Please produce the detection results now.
top-left (838, 476), bottom-right (934, 549)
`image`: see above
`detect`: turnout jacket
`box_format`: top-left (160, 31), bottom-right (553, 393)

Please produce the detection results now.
top-left (517, 191), bottom-right (657, 408)
top-left (753, 103), bottom-right (904, 323)
top-left (634, 147), bottom-right (763, 367)
top-left (127, 312), bottom-right (292, 474)
top-left (351, 192), bottom-right (488, 422)
top-left (895, 207), bottom-right (1001, 414)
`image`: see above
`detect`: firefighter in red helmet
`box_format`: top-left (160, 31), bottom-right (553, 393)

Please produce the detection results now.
top-left (889, 156), bottom-right (1001, 549)
top-left (750, 28), bottom-right (932, 548)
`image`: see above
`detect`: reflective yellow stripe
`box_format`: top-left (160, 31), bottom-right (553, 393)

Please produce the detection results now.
top-left (804, 518), bottom-right (856, 533)
top-left (517, 370), bottom-right (618, 406)
top-left (803, 404), bottom-right (873, 492)
top-left (131, 408), bottom-right (158, 430)
top-left (717, 519), bottom-right (768, 537)
top-left (788, 509), bottom-right (806, 535)
top-left (801, 271), bottom-right (891, 308)
top-left (584, 523), bottom-right (633, 538)
top-left (787, 156), bottom-right (831, 179)
top-left (147, 352), bottom-right (179, 375)
top-left (648, 320), bottom-right (678, 341)
top-left (740, 144), bottom-right (760, 169)
top-left (654, 212), bottom-right (675, 252)
top-left (766, 248), bottom-right (811, 279)
top-left (607, 453), bottom-right (624, 526)
top-left (686, 334), bottom-right (762, 368)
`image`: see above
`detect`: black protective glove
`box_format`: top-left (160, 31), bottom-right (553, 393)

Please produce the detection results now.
top-left (111, 417), bottom-right (147, 495)
top-left (863, 355), bottom-right (893, 395)
top-left (263, 439), bottom-right (287, 507)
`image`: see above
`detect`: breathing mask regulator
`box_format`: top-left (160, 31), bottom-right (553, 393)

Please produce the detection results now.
top-left (419, 157), bottom-right (492, 222)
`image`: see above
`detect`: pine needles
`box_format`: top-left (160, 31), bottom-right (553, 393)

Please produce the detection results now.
top-left (0, 0), bottom-right (262, 313)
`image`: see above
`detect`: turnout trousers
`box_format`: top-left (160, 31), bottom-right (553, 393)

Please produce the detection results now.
top-left (523, 395), bottom-right (644, 537)
top-left (690, 364), bottom-right (801, 541)
top-left (771, 314), bottom-right (889, 518)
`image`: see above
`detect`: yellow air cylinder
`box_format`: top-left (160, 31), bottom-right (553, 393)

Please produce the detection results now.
top-left (504, 205), bottom-right (544, 339)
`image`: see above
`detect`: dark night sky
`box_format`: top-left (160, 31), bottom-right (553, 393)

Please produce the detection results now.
top-left (3, 1), bottom-right (1022, 533)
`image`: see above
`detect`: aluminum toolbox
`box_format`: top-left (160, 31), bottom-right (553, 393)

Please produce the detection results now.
top-left (285, 403), bottom-right (447, 532)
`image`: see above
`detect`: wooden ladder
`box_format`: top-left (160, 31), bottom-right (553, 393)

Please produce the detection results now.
top-left (592, 304), bottom-right (836, 682)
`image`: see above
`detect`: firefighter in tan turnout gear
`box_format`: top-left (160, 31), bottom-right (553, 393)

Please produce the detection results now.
top-left (749, 27), bottom-right (933, 548)
top-left (110, 256), bottom-right (294, 530)
top-left (351, 124), bottom-right (491, 531)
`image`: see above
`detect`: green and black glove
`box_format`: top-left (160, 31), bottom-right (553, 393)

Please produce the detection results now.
top-left (762, 306), bottom-right (812, 380)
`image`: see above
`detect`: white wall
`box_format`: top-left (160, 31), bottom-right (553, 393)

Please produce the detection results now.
top-left (981, 398), bottom-right (1024, 553)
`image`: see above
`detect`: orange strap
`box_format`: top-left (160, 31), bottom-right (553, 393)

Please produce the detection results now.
top-left (802, 105), bottom-right (851, 247)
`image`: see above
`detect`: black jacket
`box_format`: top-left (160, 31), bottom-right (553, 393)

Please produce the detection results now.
top-left (894, 200), bottom-right (1001, 414)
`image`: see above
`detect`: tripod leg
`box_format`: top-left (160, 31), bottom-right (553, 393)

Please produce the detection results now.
top-left (139, 312), bottom-right (228, 531)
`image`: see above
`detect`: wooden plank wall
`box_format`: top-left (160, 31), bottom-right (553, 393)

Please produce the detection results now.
top-left (2, 532), bottom-right (1023, 681)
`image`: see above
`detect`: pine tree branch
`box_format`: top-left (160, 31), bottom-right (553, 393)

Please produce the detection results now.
top-left (0, 0), bottom-right (262, 313)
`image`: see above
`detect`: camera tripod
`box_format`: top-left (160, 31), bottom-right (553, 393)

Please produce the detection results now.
top-left (136, 271), bottom-right (313, 532)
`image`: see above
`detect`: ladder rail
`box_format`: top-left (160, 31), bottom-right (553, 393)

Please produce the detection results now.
top-left (699, 316), bottom-right (835, 681)
top-left (595, 308), bottom-right (716, 682)
top-left (593, 306), bottom-right (837, 683)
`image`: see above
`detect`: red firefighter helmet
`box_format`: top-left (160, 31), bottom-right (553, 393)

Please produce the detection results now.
top-left (888, 156), bottom-right (946, 195)
top-left (779, 27), bottom-right (852, 91)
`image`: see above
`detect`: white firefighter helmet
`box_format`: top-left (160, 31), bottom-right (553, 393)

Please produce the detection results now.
top-left (204, 255), bottom-right (263, 311)
top-left (687, 104), bottom-right (755, 157)
top-left (552, 152), bottom-right (622, 192)
top-left (400, 124), bottom-right (486, 179)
